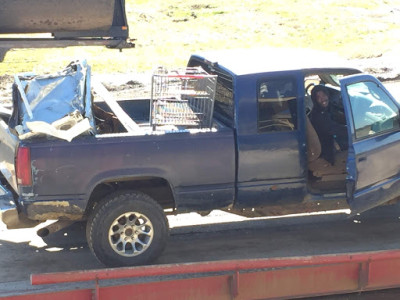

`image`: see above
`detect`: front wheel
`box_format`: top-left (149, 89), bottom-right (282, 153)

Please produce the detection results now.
top-left (86, 191), bottom-right (169, 267)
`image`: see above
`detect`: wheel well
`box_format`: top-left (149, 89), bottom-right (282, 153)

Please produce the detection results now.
top-left (85, 177), bottom-right (175, 217)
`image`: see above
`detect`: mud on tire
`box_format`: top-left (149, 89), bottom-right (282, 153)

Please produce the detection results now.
top-left (86, 190), bottom-right (169, 267)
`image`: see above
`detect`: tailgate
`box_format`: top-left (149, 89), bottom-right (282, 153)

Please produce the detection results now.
top-left (0, 119), bottom-right (18, 193)
top-left (0, 60), bottom-right (95, 194)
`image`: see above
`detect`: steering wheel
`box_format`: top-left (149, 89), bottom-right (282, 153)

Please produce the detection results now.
top-left (305, 83), bottom-right (315, 96)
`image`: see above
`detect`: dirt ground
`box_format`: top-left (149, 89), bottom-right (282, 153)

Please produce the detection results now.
top-left (1, 54), bottom-right (400, 104)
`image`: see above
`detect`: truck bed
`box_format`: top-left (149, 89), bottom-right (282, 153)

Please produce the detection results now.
top-left (0, 96), bottom-right (236, 221)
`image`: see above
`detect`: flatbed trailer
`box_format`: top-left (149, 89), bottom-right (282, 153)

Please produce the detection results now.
top-left (1, 249), bottom-right (400, 300)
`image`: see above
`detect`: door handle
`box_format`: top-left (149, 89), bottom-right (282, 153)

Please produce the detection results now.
top-left (358, 157), bottom-right (367, 162)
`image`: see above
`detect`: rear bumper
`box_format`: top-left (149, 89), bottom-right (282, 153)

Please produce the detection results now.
top-left (0, 184), bottom-right (41, 229)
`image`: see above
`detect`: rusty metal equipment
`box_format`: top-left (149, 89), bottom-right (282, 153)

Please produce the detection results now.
top-left (150, 67), bottom-right (217, 130)
top-left (0, 0), bottom-right (133, 61)
top-left (2, 250), bottom-right (400, 299)
top-left (0, 0), bottom-right (128, 39)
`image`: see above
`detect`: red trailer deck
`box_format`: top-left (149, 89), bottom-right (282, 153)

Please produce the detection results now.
top-left (2, 249), bottom-right (400, 300)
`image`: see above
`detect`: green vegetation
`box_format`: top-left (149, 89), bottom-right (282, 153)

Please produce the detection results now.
top-left (1, 0), bottom-right (400, 74)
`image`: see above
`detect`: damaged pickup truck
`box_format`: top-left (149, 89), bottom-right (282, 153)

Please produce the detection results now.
top-left (1, 48), bottom-right (400, 267)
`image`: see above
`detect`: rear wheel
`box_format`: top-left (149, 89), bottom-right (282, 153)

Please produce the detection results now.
top-left (86, 191), bottom-right (169, 267)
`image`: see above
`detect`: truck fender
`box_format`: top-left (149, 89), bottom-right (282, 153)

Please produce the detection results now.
top-left (84, 168), bottom-right (176, 209)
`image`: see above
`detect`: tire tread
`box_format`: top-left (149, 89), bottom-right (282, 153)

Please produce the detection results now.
top-left (86, 190), bottom-right (169, 267)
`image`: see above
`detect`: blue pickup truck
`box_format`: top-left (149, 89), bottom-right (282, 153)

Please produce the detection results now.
top-left (1, 48), bottom-right (400, 267)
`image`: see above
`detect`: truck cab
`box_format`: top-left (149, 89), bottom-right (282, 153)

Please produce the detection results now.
top-left (189, 48), bottom-right (400, 216)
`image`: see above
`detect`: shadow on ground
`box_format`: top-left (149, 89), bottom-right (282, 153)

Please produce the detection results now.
top-left (0, 204), bottom-right (400, 287)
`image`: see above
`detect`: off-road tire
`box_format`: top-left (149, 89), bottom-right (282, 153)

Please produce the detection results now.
top-left (86, 190), bottom-right (169, 267)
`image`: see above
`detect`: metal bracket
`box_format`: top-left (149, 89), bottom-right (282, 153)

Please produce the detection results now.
top-left (92, 278), bottom-right (100, 300)
top-left (229, 270), bottom-right (240, 299)
top-left (358, 260), bottom-right (370, 290)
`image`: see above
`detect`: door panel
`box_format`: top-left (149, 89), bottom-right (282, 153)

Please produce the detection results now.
top-left (341, 74), bottom-right (400, 213)
top-left (236, 74), bottom-right (306, 208)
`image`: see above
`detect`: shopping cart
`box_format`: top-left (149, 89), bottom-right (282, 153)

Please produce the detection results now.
top-left (150, 67), bottom-right (217, 130)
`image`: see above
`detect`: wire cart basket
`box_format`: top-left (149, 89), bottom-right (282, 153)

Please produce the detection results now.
top-left (150, 67), bottom-right (217, 130)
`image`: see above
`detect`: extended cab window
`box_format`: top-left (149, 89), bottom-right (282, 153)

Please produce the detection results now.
top-left (347, 81), bottom-right (400, 139)
top-left (258, 78), bottom-right (297, 133)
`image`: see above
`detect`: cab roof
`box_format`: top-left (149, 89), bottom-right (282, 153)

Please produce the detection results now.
top-left (191, 48), bottom-right (361, 76)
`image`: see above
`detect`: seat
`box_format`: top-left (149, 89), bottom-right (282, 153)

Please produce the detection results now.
top-left (306, 116), bottom-right (347, 180)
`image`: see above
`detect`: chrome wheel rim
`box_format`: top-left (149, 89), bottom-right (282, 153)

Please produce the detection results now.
top-left (108, 212), bottom-right (154, 257)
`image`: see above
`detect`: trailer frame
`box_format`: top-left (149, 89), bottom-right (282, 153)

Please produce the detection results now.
top-left (2, 249), bottom-right (400, 299)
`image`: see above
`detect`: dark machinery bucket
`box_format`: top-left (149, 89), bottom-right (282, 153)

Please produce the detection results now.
top-left (0, 0), bottom-right (128, 39)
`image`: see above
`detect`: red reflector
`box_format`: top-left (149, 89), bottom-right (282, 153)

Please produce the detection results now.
top-left (16, 146), bottom-right (32, 186)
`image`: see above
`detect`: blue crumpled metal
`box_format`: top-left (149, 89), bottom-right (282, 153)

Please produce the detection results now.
top-left (17, 60), bottom-right (95, 134)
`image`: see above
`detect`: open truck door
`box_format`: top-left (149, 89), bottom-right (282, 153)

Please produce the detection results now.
top-left (340, 74), bottom-right (400, 214)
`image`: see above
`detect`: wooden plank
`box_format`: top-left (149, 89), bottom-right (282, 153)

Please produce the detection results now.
top-left (91, 79), bottom-right (141, 133)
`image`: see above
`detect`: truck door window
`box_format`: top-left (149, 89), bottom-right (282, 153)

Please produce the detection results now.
top-left (258, 78), bottom-right (297, 133)
top-left (347, 81), bottom-right (400, 139)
